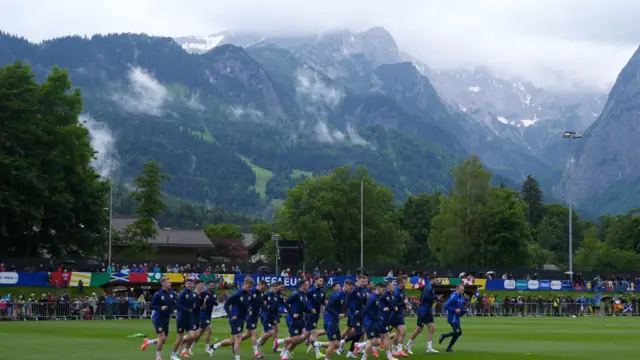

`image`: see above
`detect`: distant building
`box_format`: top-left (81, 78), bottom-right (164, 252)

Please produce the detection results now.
top-left (110, 217), bottom-right (214, 263)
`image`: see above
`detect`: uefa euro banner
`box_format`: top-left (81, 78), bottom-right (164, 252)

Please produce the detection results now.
top-left (234, 275), bottom-right (357, 288)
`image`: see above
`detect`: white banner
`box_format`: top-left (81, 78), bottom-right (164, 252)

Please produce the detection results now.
top-left (211, 304), bottom-right (227, 319)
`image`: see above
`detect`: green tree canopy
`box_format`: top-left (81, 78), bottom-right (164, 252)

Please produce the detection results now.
top-left (0, 62), bottom-right (109, 257)
top-left (275, 165), bottom-right (409, 266)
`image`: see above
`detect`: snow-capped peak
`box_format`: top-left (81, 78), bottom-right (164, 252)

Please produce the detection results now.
top-left (174, 33), bottom-right (226, 54)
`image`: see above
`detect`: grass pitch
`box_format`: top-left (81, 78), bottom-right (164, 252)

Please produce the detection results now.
top-left (1, 317), bottom-right (638, 360)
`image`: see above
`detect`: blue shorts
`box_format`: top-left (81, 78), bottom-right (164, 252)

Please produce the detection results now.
top-left (390, 313), bottom-right (405, 327)
top-left (347, 314), bottom-right (362, 328)
top-left (286, 316), bottom-right (305, 337)
top-left (379, 321), bottom-right (391, 335)
top-left (191, 313), bottom-right (201, 331)
top-left (153, 317), bottom-right (169, 336)
top-left (200, 315), bottom-right (211, 329)
top-left (230, 317), bottom-right (245, 335)
top-left (261, 314), bottom-right (278, 332)
top-left (305, 313), bottom-right (320, 331)
top-left (324, 318), bottom-right (340, 341)
top-left (246, 316), bottom-right (259, 331)
top-left (176, 313), bottom-right (193, 334)
top-left (364, 319), bottom-right (380, 339)
top-left (417, 309), bottom-right (434, 327)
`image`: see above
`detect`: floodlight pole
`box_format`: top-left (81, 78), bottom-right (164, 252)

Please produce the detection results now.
top-left (562, 131), bottom-right (582, 282)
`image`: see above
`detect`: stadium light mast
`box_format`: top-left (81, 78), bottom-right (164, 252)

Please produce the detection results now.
top-left (562, 131), bottom-right (582, 281)
top-left (108, 180), bottom-right (113, 268)
top-left (360, 176), bottom-right (364, 272)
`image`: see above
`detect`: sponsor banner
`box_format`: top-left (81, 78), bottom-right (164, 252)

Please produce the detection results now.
top-left (69, 272), bottom-right (92, 287)
top-left (433, 278), bottom-right (450, 285)
top-left (515, 280), bottom-right (528, 290)
top-left (473, 279), bottom-right (487, 290)
top-left (0, 271), bottom-right (47, 286)
top-left (504, 280), bottom-right (516, 290)
top-left (561, 280), bottom-right (573, 290)
top-left (527, 280), bottom-right (539, 290)
top-left (636, 282), bottom-right (640, 291)
top-left (550, 280), bottom-right (562, 290)
top-left (539, 280), bottom-right (550, 290)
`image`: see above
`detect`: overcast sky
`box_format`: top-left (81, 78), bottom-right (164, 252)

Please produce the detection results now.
top-left (1, 0), bottom-right (638, 91)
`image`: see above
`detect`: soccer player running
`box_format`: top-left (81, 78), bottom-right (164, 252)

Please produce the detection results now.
top-left (378, 281), bottom-right (398, 360)
top-left (406, 275), bottom-right (439, 354)
top-left (246, 280), bottom-right (268, 358)
top-left (141, 277), bottom-right (174, 360)
top-left (390, 276), bottom-right (409, 357)
top-left (354, 283), bottom-right (397, 360)
top-left (340, 275), bottom-right (368, 358)
top-left (172, 279), bottom-right (196, 360)
top-left (277, 279), bottom-right (310, 360)
top-left (257, 283), bottom-right (280, 352)
top-left (439, 284), bottom-right (466, 353)
top-left (305, 277), bottom-right (328, 359)
top-left (312, 280), bottom-right (353, 359)
top-left (211, 277), bottom-right (253, 360)
top-left (180, 280), bottom-right (206, 356)
top-left (199, 280), bottom-right (219, 355)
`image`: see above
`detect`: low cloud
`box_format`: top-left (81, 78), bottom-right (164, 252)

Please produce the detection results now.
top-left (186, 92), bottom-right (205, 111)
top-left (81, 114), bottom-right (118, 178)
top-left (295, 67), bottom-right (344, 107)
top-left (314, 120), bottom-right (368, 146)
top-left (113, 66), bottom-right (169, 116)
top-left (228, 105), bottom-right (264, 120)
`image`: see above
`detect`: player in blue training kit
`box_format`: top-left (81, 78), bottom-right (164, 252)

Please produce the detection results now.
top-left (355, 283), bottom-right (393, 360)
top-left (244, 280), bottom-right (268, 358)
top-left (277, 279), bottom-right (311, 360)
top-left (378, 281), bottom-right (398, 360)
top-left (211, 276), bottom-right (254, 360)
top-left (141, 277), bottom-right (174, 360)
top-left (257, 283), bottom-right (280, 352)
top-left (439, 284), bottom-right (466, 352)
top-left (171, 279), bottom-right (196, 360)
top-left (199, 280), bottom-right (219, 355)
top-left (406, 275), bottom-right (439, 354)
top-left (311, 280), bottom-right (354, 360)
top-left (390, 276), bottom-right (409, 356)
top-left (340, 275), bottom-right (368, 357)
top-left (305, 277), bottom-right (327, 358)
top-left (179, 279), bottom-right (206, 356)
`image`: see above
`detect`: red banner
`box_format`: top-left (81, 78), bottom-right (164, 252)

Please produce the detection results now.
top-left (50, 271), bottom-right (72, 287)
top-left (129, 273), bottom-right (147, 283)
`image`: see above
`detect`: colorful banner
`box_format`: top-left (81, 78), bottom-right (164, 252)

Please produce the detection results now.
top-left (90, 272), bottom-right (111, 286)
top-left (235, 275), bottom-right (301, 288)
top-left (147, 272), bottom-right (163, 283)
top-left (50, 271), bottom-right (72, 287)
top-left (516, 280), bottom-right (528, 290)
top-left (0, 272), bottom-right (47, 287)
top-left (69, 272), bottom-right (92, 287)
top-left (164, 273), bottom-right (184, 283)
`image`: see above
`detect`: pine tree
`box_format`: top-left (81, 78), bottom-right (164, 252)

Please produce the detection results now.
top-left (521, 175), bottom-right (544, 227)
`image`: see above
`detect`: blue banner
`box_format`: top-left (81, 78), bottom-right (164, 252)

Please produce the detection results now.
top-left (561, 280), bottom-right (573, 290)
top-left (0, 272), bottom-right (48, 287)
top-left (515, 280), bottom-right (528, 290)
top-left (234, 275), bottom-right (357, 288)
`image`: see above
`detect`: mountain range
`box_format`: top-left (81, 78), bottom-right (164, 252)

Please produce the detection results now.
top-left (1, 27), bottom-right (634, 216)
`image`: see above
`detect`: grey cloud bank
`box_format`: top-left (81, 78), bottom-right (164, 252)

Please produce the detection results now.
top-left (1, 0), bottom-right (638, 91)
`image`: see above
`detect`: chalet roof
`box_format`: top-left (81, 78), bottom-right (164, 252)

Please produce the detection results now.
top-left (111, 217), bottom-right (212, 247)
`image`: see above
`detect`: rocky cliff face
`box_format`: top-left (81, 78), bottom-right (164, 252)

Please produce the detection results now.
top-left (556, 46), bottom-right (640, 209)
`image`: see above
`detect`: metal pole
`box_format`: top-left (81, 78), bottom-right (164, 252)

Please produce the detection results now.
top-left (108, 181), bottom-right (113, 268)
top-left (276, 240), bottom-right (280, 276)
top-left (568, 139), bottom-right (573, 282)
top-left (360, 177), bottom-right (364, 271)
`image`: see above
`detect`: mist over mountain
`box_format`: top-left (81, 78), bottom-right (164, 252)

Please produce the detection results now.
top-left (1, 25), bottom-right (636, 216)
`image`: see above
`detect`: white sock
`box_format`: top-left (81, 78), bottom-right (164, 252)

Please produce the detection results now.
top-left (387, 351), bottom-right (393, 358)
top-left (148, 339), bottom-right (157, 344)
top-left (257, 338), bottom-right (263, 345)
top-left (277, 339), bottom-right (285, 345)
top-left (171, 352), bottom-right (177, 357)
top-left (362, 353), bottom-right (368, 360)
top-left (406, 340), bottom-right (413, 348)
top-left (253, 345), bottom-right (259, 353)
top-left (340, 339), bottom-right (346, 345)
top-left (235, 356), bottom-right (240, 360)
top-left (427, 340), bottom-right (432, 349)
top-left (213, 343), bottom-right (221, 350)
top-left (156, 351), bottom-right (162, 358)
